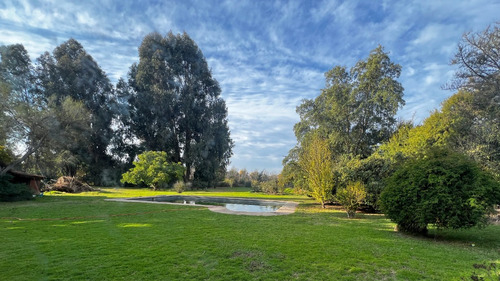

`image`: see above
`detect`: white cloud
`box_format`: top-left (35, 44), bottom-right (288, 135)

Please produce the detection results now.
top-left (1, 0), bottom-right (499, 171)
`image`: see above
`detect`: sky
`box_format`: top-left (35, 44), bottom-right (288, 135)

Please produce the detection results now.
top-left (1, 0), bottom-right (499, 173)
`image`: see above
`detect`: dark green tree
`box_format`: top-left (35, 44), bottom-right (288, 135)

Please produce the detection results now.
top-left (35, 39), bottom-right (117, 184)
top-left (128, 32), bottom-right (233, 186)
top-left (283, 46), bottom-right (404, 193)
top-left (380, 147), bottom-right (500, 234)
top-left (292, 45), bottom-right (404, 158)
top-left (0, 44), bottom-right (90, 176)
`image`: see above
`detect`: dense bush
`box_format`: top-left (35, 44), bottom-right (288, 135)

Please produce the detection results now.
top-left (380, 148), bottom-right (500, 234)
top-left (338, 155), bottom-right (399, 210)
top-left (260, 179), bottom-right (282, 194)
top-left (334, 182), bottom-right (367, 218)
top-left (0, 175), bottom-right (33, 202)
top-left (173, 181), bottom-right (191, 193)
top-left (121, 151), bottom-right (185, 190)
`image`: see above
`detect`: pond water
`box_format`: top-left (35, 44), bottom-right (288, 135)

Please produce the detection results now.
top-left (224, 203), bottom-right (281, 213)
top-left (130, 195), bottom-right (286, 213)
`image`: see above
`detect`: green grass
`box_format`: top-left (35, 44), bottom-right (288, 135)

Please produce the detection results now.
top-left (1, 187), bottom-right (499, 280)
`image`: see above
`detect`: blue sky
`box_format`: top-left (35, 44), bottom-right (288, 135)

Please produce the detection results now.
top-left (1, 0), bottom-right (499, 172)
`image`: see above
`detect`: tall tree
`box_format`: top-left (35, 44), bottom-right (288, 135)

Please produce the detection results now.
top-left (0, 44), bottom-right (90, 176)
top-left (292, 45), bottom-right (404, 159)
top-left (129, 32), bottom-right (233, 185)
top-left (35, 39), bottom-right (117, 184)
top-left (284, 46), bottom-right (404, 193)
top-left (299, 134), bottom-right (335, 208)
top-left (448, 23), bottom-right (500, 177)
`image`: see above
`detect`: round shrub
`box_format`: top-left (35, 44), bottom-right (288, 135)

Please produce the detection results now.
top-left (120, 151), bottom-right (185, 190)
top-left (380, 148), bottom-right (500, 234)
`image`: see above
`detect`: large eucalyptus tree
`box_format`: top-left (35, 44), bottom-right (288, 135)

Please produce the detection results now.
top-left (128, 32), bottom-right (233, 186)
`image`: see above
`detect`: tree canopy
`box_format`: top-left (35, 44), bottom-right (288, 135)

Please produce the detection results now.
top-left (121, 151), bottom-right (184, 190)
top-left (284, 46), bottom-right (405, 205)
top-left (128, 31), bottom-right (233, 186)
top-left (293, 45), bottom-right (404, 158)
top-left (0, 44), bottom-right (90, 176)
top-left (35, 39), bottom-right (117, 184)
top-left (0, 32), bottom-right (232, 189)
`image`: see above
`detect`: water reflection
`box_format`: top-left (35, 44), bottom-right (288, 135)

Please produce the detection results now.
top-left (224, 203), bottom-right (281, 213)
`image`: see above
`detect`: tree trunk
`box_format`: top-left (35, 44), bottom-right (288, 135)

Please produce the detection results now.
top-left (0, 136), bottom-right (46, 176)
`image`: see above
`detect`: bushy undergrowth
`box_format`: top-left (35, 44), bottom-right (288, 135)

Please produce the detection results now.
top-left (380, 148), bottom-right (500, 234)
top-left (334, 181), bottom-right (367, 218)
top-left (0, 175), bottom-right (33, 202)
top-left (173, 181), bottom-right (191, 193)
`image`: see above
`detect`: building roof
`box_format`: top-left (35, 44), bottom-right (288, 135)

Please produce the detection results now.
top-left (7, 170), bottom-right (44, 179)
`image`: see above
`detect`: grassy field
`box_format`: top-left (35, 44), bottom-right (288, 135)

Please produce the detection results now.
top-left (1, 187), bottom-right (499, 280)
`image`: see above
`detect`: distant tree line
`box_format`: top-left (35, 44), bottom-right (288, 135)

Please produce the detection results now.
top-left (0, 31), bottom-right (233, 187)
top-left (224, 168), bottom-right (287, 194)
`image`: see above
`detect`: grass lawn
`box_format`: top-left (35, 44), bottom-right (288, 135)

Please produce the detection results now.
top-left (1, 187), bottom-right (499, 280)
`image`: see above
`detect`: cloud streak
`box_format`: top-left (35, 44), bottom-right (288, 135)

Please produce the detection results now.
top-left (1, 0), bottom-right (499, 171)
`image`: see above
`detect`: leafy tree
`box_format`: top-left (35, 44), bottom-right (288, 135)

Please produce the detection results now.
top-left (121, 151), bottom-right (185, 190)
top-left (378, 90), bottom-right (499, 178)
top-left (284, 46), bottom-right (404, 194)
top-left (334, 182), bottom-right (367, 218)
top-left (338, 154), bottom-right (396, 210)
top-left (299, 134), bottom-right (335, 208)
top-left (35, 39), bottom-right (117, 184)
top-left (108, 78), bottom-right (139, 167)
top-left (380, 148), bottom-right (500, 234)
top-left (128, 32), bottom-right (233, 186)
top-left (0, 44), bottom-right (90, 176)
top-left (225, 168), bottom-right (239, 187)
top-left (292, 45), bottom-right (404, 158)
top-left (448, 23), bottom-right (500, 178)
top-left (281, 146), bottom-right (308, 192)
top-left (0, 146), bottom-right (13, 165)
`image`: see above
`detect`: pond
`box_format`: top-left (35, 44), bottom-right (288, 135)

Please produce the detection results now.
top-left (107, 195), bottom-right (298, 216)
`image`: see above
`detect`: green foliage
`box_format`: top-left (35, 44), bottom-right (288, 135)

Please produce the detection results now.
top-left (0, 146), bottom-right (13, 165)
top-left (292, 45), bottom-right (404, 158)
top-left (36, 39), bottom-right (117, 185)
top-left (173, 181), bottom-right (191, 193)
top-left (259, 179), bottom-right (282, 195)
top-left (121, 151), bottom-right (185, 190)
top-left (334, 182), bottom-right (367, 218)
top-left (284, 46), bottom-right (404, 194)
top-left (281, 146), bottom-right (308, 193)
top-left (129, 32), bottom-right (233, 184)
top-left (224, 168), bottom-right (253, 188)
top-left (449, 24), bottom-right (500, 178)
top-left (339, 155), bottom-right (397, 210)
top-left (0, 44), bottom-right (91, 177)
top-left (378, 91), bottom-right (500, 179)
top-left (0, 175), bottom-right (33, 202)
top-left (462, 263), bottom-right (500, 281)
top-left (380, 148), bottom-right (500, 234)
top-left (299, 134), bottom-right (335, 208)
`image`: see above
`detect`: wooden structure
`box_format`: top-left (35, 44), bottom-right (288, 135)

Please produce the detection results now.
top-left (7, 170), bottom-right (44, 195)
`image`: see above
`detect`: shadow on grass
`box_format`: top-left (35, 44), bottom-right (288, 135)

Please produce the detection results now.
top-left (0, 194), bottom-right (207, 221)
top-left (296, 201), bottom-right (500, 249)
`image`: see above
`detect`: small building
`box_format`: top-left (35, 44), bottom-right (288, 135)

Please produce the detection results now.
top-left (6, 170), bottom-right (44, 195)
